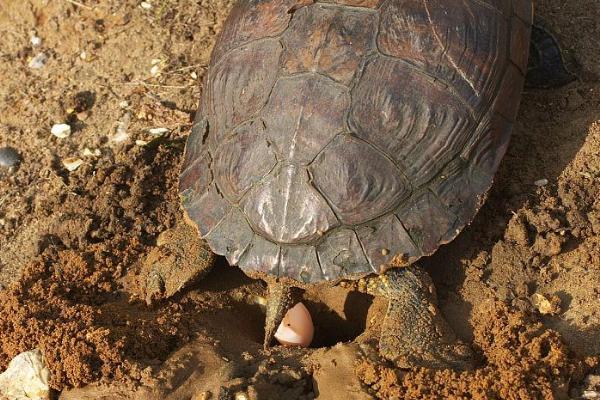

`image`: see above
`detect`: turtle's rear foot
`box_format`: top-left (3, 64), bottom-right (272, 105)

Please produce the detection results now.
top-left (367, 267), bottom-right (475, 370)
top-left (140, 223), bottom-right (216, 304)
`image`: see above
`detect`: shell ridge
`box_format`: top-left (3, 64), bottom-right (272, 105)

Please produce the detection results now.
top-left (422, 0), bottom-right (480, 97)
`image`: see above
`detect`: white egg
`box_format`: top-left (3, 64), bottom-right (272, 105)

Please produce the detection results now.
top-left (274, 302), bottom-right (314, 348)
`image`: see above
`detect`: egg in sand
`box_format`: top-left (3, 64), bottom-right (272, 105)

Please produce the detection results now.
top-left (274, 302), bottom-right (314, 348)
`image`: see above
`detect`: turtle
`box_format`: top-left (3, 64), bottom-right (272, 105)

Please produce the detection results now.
top-left (171, 0), bottom-right (574, 370)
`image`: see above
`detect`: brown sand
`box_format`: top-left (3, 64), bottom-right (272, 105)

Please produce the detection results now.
top-left (0, 0), bottom-right (599, 398)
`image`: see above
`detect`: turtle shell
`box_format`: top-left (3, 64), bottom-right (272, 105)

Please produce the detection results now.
top-left (180, 0), bottom-right (533, 283)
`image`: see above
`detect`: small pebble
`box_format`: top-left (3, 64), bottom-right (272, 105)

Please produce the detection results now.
top-left (150, 64), bottom-right (161, 77)
top-left (30, 35), bottom-right (42, 47)
top-left (531, 293), bottom-right (561, 315)
top-left (534, 178), bottom-right (549, 187)
top-left (62, 157), bottom-right (84, 172)
top-left (150, 59), bottom-right (163, 77)
top-left (28, 52), bottom-right (47, 69)
top-left (234, 392), bottom-right (249, 400)
top-left (149, 127), bottom-right (169, 136)
top-left (82, 148), bottom-right (101, 157)
top-left (51, 124), bottom-right (71, 139)
top-left (76, 111), bottom-right (90, 121)
top-left (112, 113), bottom-right (131, 143)
top-left (0, 147), bottom-right (21, 168)
top-left (140, 1), bottom-right (153, 10)
top-left (0, 349), bottom-right (50, 400)
top-left (136, 140), bottom-right (149, 146)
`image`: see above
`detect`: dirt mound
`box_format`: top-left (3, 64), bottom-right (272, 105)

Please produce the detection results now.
top-left (357, 302), bottom-right (597, 399)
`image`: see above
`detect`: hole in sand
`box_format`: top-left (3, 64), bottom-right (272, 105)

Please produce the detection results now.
top-left (303, 288), bottom-right (374, 347)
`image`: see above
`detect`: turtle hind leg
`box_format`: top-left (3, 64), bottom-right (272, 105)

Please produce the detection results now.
top-left (141, 223), bottom-right (216, 305)
top-left (526, 20), bottom-right (576, 89)
top-left (366, 266), bottom-right (475, 370)
top-left (263, 281), bottom-right (303, 349)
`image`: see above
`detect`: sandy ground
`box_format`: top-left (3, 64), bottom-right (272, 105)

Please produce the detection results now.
top-left (0, 0), bottom-right (599, 399)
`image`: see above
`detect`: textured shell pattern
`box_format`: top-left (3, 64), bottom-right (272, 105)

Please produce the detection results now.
top-left (180, 0), bottom-right (533, 283)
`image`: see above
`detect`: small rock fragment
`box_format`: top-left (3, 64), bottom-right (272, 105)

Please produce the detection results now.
top-left (76, 111), bottom-right (90, 121)
top-left (150, 59), bottom-right (163, 77)
top-left (234, 392), bottom-right (249, 400)
top-left (82, 148), bottom-right (101, 157)
top-left (51, 123), bottom-right (72, 138)
top-left (30, 34), bottom-right (42, 47)
top-left (148, 127), bottom-right (169, 136)
top-left (0, 147), bottom-right (21, 168)
top-left (135, 140), bottom-right (149, 146)
top-left (112, 112), bottom-right (131, 143)
top-left (534, 179), bottom-right (549, 187)
top-left (531, 293), bottom-right (561, 315)
top-left (28, 53), bottom-right (48, 69)
top-left (0, 349), bottom-right (50, 400)
top-left (582, 390), bottom-right (600, 399)
top-left (581, 374), bottom-right (600, 399)
top-left (63, 157), bottom-right (84, 172)
top-left (140, 1), bottom-right (153, 10)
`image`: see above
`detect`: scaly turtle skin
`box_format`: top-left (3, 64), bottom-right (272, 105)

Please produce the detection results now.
top-left (177, 0), bottom-right (565, 369)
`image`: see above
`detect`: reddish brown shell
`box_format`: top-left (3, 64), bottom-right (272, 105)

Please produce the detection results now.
top-left (180, 0), bottom-right (533, 283)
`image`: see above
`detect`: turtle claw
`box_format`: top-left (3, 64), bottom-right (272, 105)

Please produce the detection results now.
top-left (263, 282), bottom-right (303, 349)
top-left (367, 267), bottom-right (476, 371)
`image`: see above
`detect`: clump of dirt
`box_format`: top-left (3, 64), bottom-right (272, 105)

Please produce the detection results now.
top-left (357, 302), bottom-right (597, 399)
top-left (0, 139), bottom-right (204, 388)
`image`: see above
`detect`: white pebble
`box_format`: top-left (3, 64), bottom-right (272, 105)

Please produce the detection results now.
top-left (235, 392), bottom-right (249, 400)
top-left (274, 302), bottom-right (314, 348)
top-left (0, 349), bottom-right (50, 400)
top-left (140, 1), bottom-right (153, 9)
top-left (583, 391), bottom-right (600, 399)
top-left (51, 123), bottom-right (71, 138)
top-left (534, 179), bottom-right (549, 187)
top-left (82, 148), bottom-right (101, 157)
top-left (149, 127), bottom-right (170, 136)
top-left (112, 112), bottom-right (131, 143)
top-left (190, 71), bottom-right (198, 80)
top-left (150, 64), bottom-right (161, 77)
top-left (63, 157), bottom-right (84, 172)
top-left (28, 52), bottom-right (48, 69)
top-left (136, 140), bottom-right (149, 146)
top-left (30, 35), bottom-right (42, 47)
